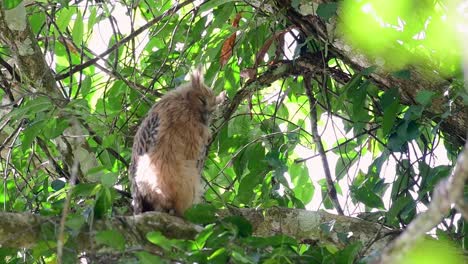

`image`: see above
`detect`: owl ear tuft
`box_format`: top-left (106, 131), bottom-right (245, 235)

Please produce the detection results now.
top-left (190, 66), bottom-right (205, 90)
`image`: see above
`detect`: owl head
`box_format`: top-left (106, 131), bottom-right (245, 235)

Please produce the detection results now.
top-left (185, 68), bottom-right (224, 118)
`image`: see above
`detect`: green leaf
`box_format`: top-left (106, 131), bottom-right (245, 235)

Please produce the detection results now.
top-left (199, 0), bottom-right (237, 12)
top-left (43, 118), bottom-right (69, 140)
top-left (65, 214), bottom-right (85, 233)
top-left (382, 101), bottom-right (399, 136)
top-left (100, 172), bottom-right (118, 188)
top-left (289, 163), bottom-right (314, 205)
top-left (3, 0), bottom-right (22, 9)
top-left (87, 7), bottom-right (98, 33)
top-left (386, 196), bottom-right (412, 226)
top-left (73, 183), bottom-right (100, 197)
top-left (222, 216), bottom-right (253, 237)
top-left (194, 224), bottom-right (214, 248)
top-left (231, 249), bottom-right (255, 264)
top-left (415, 90), bottom-right (436, 106)
top-left (146, 231), bottom-right (175, 251)
top-left (361, 65), bottom-right (377, 75)
top-left (95, 230), bottom-right (126, 251)
top-left (352, 186), bottom-right (384, 209)
top-left (7, 96), bottom-right (54, 120)
top-left (392, 69), bottom-right (411, 79)
top-left (135, 252), bottom-right (164, 264)
top-left (380, 88), bottom-right (399, 110)
top-left (185, 204), bottom-right (217, 224)
top-left (388, 132), bottom-right (406, 152)
top-left (396, 120), bottom-right (420, 142)
top-left (316, 2), bottom-right (338, 22)
top-left (72, 10), bottom-right (83, 44)
top-left (207, 247), bottom-right (229, 263)
top-left (29, 10), bottom-right (46, 33)
top-left (291, 0), bottom-right (300, 9)
top-left (94, 186), bottom-right (112, 219)
top-left (51, 179), bottom-right (65, 191)
top-left (56, 7), bottom-right (75, 32)
top-left (335, 151), bottom-right (358, 181)
top-left (21, 120), bottom-right (47, 151)
top-left (320, 220), bottom-right (335, 235)
top-left (243, 235), bottom-right (297, 248)
top-left (428, 165), bottom-right (451, 185)
top-left (334, 242), bottom-right (362, 264)
top-left (404, 105), bottom-right (424, 120)
top-left (238, 170), bottom-right (264, 204)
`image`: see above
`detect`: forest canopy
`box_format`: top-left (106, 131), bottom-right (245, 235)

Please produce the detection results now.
top-left (0, 0), bottom-right (466, 263)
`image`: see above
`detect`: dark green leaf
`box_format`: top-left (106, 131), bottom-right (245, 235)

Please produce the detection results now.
top-left (51, 179), bottom-right (65, 191)
top-left (94, 186), bottom-right (112, 219)
top-left (320, 220), bottom-right (335, 235)
top-left (386, 196), bottom-right (413, 226)
top-left (382, 101), bottom-right (399, 136)
top-left (43, 118), bottom-right (69, 140)
top-left (222, 216), bottom-right (253, 237)
top-left (415, 90), bottom-right (436, 106)
top-left (392, 69), bottom-right (411, 79)
top-left (237, 170), bottom-right (264, 204)
top-left (380, 88), bottom-right (399, 110)
top-left (65, 214), bottom-right (85, 233)
top-left (334, 242), bottom-right (362, 264)
top-left (361, 65), bottom-right (377, 75)
top-left (22, 120), bottom-right (47, 151)
top-left (185, 204), bottom-right (217, 224)
top-left (199, 0), bottom-right (237, 12)
top-left (396, 120), bottom-right (420, 142)
top-left (352, 186), bottom-right (385, 209)
top-left (316, 2), bottom-right (338, 22)
top-left (243, 235), bottom-right (298, 248)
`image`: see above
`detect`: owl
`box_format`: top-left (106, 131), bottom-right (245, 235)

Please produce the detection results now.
top-left (129, 69), bottom-right (220, 216)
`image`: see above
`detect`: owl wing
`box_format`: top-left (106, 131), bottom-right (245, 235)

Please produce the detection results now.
top-left (130, 110), bottom-right (160, 214)
top-left (133, 111), bottom-right (160, 156)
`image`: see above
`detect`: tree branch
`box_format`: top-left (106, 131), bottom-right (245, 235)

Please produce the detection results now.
top-left (54, 0), bottom-right (195, 81)
top-left (303, 74), bottom-right (344, 215)
top-left (0, 208), bottom-right (395, 255)
top-left (0, 4), bottom-right (61, 99)
top-left (251, 0), bottom-right (466, 147)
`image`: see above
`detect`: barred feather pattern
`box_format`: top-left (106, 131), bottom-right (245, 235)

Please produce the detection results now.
top-left (129, 69), bottom-right (219, 216)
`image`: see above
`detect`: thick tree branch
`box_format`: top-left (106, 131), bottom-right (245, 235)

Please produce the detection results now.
top-left (0, 4), bottom-right (61, 100)
top-left (0, 208), bottom-right (395, 255)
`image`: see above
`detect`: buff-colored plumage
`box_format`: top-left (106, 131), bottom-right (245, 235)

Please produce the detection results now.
top-left (129, 69), bottom-right (219, 216)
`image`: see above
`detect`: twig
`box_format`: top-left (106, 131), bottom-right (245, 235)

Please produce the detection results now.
top-left (55, 0), bottom-right (195, 81)
top-left (56, 153), bottom-right (80, 263)
top-left (303, 74), bottom-right (344, 215)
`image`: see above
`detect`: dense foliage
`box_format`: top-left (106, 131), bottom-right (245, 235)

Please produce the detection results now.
top-left (0, 0), bottom-right (466, 263)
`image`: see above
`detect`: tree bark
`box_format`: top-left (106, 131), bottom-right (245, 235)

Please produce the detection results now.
top-left (0, 3), bottom-right (97, 180)
top-left (0, 208), bottom-right (396, 255)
